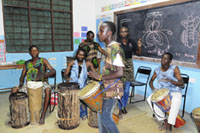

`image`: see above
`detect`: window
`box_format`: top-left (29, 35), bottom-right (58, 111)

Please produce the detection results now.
top-left (3, 0), bottom-right (73, 52)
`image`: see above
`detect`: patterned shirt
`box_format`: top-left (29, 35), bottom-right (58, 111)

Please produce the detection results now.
top-left (155, 65), bottom-right (181, 92)
top-left (102, 41), bottom-right (125, 98)
top-left (103, 41), bottom-right (125, 75)
top-left (25, 58), bottom-right (45, 81)
top-left (79, 41), bottom-right (100, 68)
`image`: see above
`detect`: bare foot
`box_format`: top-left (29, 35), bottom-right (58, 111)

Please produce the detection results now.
top-left (166, 123), bottom-right (172, 133)
top-left (158, 119), bottom-right (167, 131)
top-left (39, 118), bottom-right (45, 125)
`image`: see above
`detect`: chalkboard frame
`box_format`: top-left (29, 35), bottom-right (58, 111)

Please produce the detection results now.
top-left (114, 0), bottom-right (200, 69)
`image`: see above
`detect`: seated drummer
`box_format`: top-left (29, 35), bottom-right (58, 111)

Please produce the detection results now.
top-left (147, 52), bottom-right (184, 133)
top-left (64, 48), bottom-right (96, 119)
top-left (11, 45), bottom-right (56, 125)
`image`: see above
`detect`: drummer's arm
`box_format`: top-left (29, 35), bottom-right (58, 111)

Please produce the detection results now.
top-left (170, 66), bottom-right (184, 87)
top-left (19, 64), bottom-right (27, 88)
top-left (64, 61), bottom-right (74, 81)
top-left (43, 58), bottom-right (56, 79)
top-left (86, 61), bottom-right (96, 72)
top-left (149, 71), bottom-right (157, 92)
top-left (103, 66), bottom-right (124, 80)
top-left (88, 65), bottom-right (124, 81)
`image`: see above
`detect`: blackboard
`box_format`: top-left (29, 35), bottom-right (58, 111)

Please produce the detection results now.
top-left (115, 0), bottom-right (200, 68)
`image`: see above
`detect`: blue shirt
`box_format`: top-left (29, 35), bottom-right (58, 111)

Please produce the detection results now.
top-left (155, 65), bottom-right (181, 93)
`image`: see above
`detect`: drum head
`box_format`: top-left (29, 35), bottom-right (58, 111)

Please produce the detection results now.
top-left (58, 82), bottom-right (79, 92)
top-left (10, 92), bottom-right (27, 99)
top-left (192, 107), bottom-right (200, 119)
top-left (151, 88), bottom-right (169, 102)
top-left (78, 81), bottom-right (100, 99)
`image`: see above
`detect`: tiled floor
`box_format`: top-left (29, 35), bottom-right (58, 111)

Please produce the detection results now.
top-left (0, 92), bottom-right (198, 133)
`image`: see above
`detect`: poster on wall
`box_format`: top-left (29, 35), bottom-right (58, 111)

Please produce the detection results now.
top-left (0, 35), bottom-right (6, 62)
top-left (96, 14), bottom-right (112, 48)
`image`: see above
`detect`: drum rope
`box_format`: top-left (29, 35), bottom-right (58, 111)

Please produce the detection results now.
top-left (93, 78), bottom-right (120, 99)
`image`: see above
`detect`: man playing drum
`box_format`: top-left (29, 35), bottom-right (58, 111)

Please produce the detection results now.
top-left (64, 48), bottom-right (96, 119)
top-left (88, 21), bottom-right (125, 133)
top-left (147, 52), bottom-right (184, 133)
top-left (11, 45), bottom-right (56, 125)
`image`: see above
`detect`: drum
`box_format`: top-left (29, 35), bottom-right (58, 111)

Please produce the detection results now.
top-left (57, 82), bottom-right (80, 130)
top-left (151, 88), bottom-right (186, 128)
top-left (88, 109), bottom-right (98, 128)
top-left (191, 107), bottom-right (200, 132)
top-left (151, 88), bottom-right (171, 112)
top-left (27, 81), bottom-right (43, 125)
top-left (88, 109), bottom-right (119, 128)
top-left (9, 92), bottom-right (29, 128)
top-left (78, 81), bottom-right (102, 112)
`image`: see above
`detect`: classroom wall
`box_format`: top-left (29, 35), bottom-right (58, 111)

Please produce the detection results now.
top-left (0, 0), bottom-right (199, 113)
top-left (94, 0), bottom-right (200, 113)
top-left (0, 0), bottom-right (96, 89)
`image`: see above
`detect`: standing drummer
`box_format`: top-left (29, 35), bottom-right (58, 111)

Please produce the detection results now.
top-left (147, 52), bottom-right (184, 133)
top-left (88, 21), bottom-right (125, 133)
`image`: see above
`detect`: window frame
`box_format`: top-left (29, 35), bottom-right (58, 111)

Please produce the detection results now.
top-left (2, 0), bottom-right (73, 53)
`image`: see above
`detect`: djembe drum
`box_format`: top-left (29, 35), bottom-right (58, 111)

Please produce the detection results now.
top-left (57, 82), bottom-right (80, 130)
top-left (27, 81), bottom-right (43, 125)
top-left (9, 92), bottom-right (30, 128)
top-left (82, 81), bottom-right (119, 127)
top-left (191, 107), bottom-right (200, 132)
top-left (151, 88), bottom-right (186, 128)
top-left (78, 81), bottom-right (102, 112)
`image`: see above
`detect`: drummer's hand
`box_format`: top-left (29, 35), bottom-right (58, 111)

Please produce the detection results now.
top-left (159, 79), bottom-right (171, 83)
top-left (66, 77), bottom-right (71, 82)
top-left (152, 88), bottom-right (158, 93)
top-left (36, 71), bottom-right (44, 81)
top-left (163, 79), bottom-right (173, 83)
top-left (19, 83), bottom-right (23, 89)
top-left (88, 71), bottom-right (100, 80)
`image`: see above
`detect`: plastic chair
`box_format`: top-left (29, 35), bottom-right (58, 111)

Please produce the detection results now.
top-left (129, 66), bottom-right (151, 103)
top-left (180, 73), bottom-right (189, 118)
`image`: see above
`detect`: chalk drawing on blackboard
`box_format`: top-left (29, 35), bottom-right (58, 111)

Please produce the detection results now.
top-left (119, 18), bottom-right (132, 27)
top-left (142, 12), bottom-right (173, 56)
top-left (181, 14), bottom-right (200, 48)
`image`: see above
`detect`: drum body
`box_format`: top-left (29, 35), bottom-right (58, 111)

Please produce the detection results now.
top-left (57, 82), bottom-right (80, 130)
top-left (27, 81), bottom-right (43, 124)
top-left (9, 92), bottom-right (29, 128)
top-left (78, 81), bottom-right (102, 112)
top-left (88, 109), bottom-right (119, 128)
top-left (151, 88), bottom-right (171, 112)
top-left (191, 107), bottom-right (200, 132)
top-left (88, 109), bottom-right (98, 128)
top-left (151, 88), bottom-right (186, 128)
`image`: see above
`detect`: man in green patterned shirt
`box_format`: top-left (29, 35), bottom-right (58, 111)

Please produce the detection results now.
top-left (88, 21), bottom-right (125, 133)
top-left (12, 45), bottom-right (56, 125)
top-left (79, 31), bottom-right (107, 69)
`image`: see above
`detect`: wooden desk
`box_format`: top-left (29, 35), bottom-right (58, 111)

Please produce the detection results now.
top-left (0, 64), bottom-right (24, 70)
